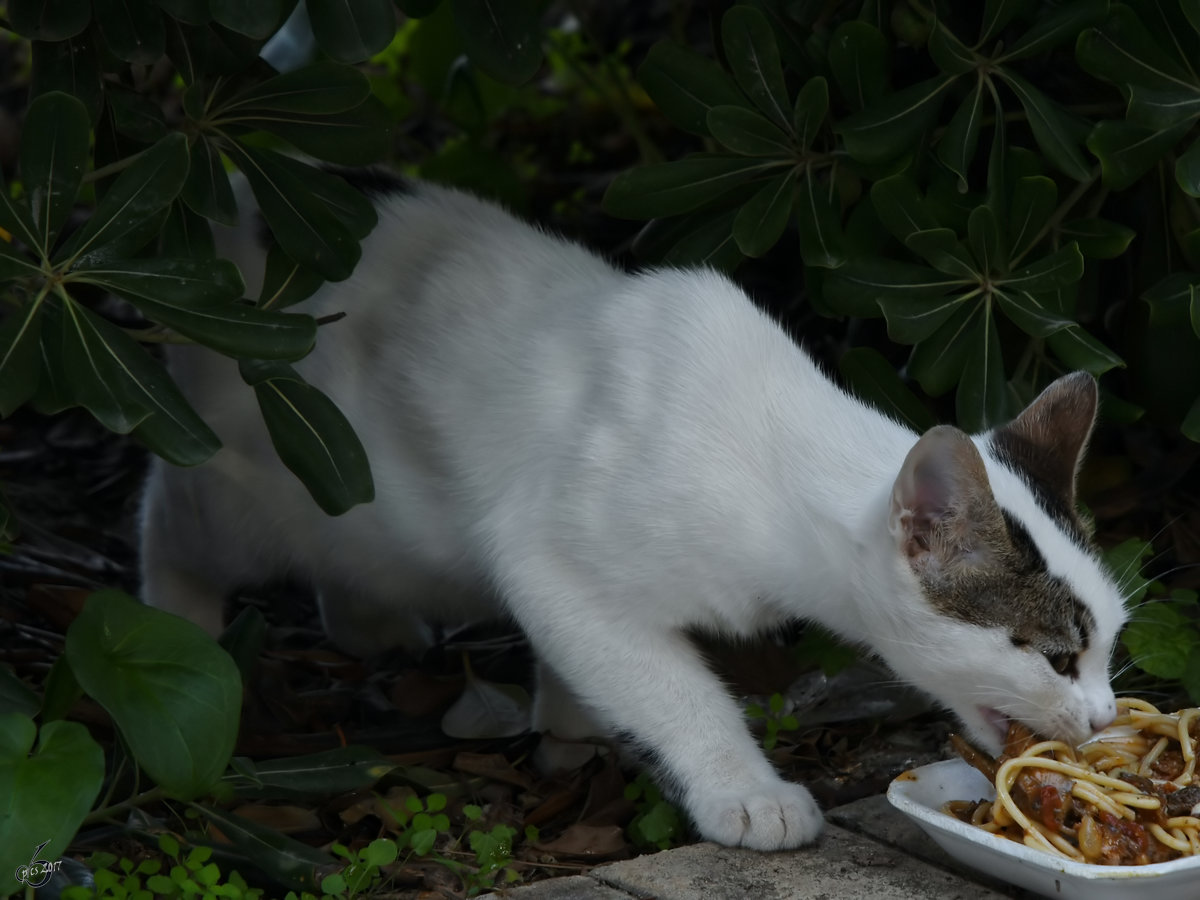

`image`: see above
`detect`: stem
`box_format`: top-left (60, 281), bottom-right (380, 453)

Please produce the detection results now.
top-left (1010, 168), bottom-right (1101, 268)
top-left (82, 150), bottom-right (147, 185)
top-left (82, 787), bottom-right (167, 826)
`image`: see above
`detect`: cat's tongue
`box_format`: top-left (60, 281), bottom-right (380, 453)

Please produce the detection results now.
top-left (980, 707), bottom-right (1010, 745)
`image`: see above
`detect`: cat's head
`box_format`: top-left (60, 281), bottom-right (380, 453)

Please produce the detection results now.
top-left (883, 372), bottom-right (1126, 753)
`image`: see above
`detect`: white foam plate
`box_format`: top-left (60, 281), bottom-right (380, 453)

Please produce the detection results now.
top-left (886, 758), bottom-right (1200, 900)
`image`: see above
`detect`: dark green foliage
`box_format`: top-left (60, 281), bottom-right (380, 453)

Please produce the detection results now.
top-left (607, 0), bottom-right (1200, 437)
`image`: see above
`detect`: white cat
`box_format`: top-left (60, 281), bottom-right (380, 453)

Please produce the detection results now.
top-left (141, 174), bottom-right (1126, 851)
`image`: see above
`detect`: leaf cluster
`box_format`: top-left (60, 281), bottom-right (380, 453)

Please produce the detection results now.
top-left (605, 0), bottom-right (1200, 435)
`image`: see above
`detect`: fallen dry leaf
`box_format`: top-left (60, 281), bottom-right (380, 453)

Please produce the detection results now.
top-left (533, 824), bottom-right (629, 860)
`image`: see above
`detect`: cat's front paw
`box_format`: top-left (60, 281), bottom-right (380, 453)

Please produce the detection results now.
top-left (689, 780), bottom-right (823, 850)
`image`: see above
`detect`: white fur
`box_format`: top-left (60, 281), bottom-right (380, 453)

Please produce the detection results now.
top-left (140, 180), bottom-right (1126, 850)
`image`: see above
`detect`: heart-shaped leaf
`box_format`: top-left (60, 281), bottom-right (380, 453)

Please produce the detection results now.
top-left (0, 716), bottom-right (105, 897)
top-left (66, 590), bottom-right (242, 800)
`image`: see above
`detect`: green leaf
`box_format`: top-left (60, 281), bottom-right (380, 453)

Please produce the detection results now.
top-left (40, 654), bottom-right (83, 722)
top-left (307, 0), bottom-right (396, 62)
top-left (1126, 85), bottom-right (1200, 131)
top-left (71, 258), bottom-right (319, 359)
top-left (8, 0), bottom-right (91, 40)
top-left (825, 258), bottom-right (967, 319)
top-left (877, 291), bottom-right (968, 344)
top-left (1089, 119), bottom-right (1192, 190)
top-left (93, 0), bottom-right (165, 63)
top-left (721, 4), bottom-right (792, 133)
top-left (165, 18), bottom-right (263, 83)
top-left (793, 77), bottom-right (828, 150)
top-left (210, 0), bottom-right (282, 39)
top-left (20, 91), bottom-right (89, 256)
top-left (158, 0), bottom-right (211, 24)
top-left (222, 747), bottom-right (395, 800)
top-left (904, 228), bottom-right (978, 279)
top-left (637, 40), bottom-right (748, 137)
top-left (241, 97), bottom-right (394, 166)
top-left (979, 0), bottom-right (1029, 44)
top-left (938, 77), bottom-right (986, 192)
top-left (0, 298), bottom-right (44, 417)
top-left (1121, 602), bottom-right (1198, 679)
top-left (967, 204), bottom-right (1004, 276)
top-left (996, 71), bottom-right (1091, 181)
top-left (838, 347), bottom-right (936, 433)
top-left (908, 301), bottom-right (979, 395)
top-left (1008, 175), bottom-right (1056, 259)
top-left (239, 360), bottom-right (375, 515)
top-left (836, 75), bottom-right (955, 164)
top-left (658, 208), bottom-right (744, 272)
top-left (1076, 4), bottom-right (1192, 92)
top-left (999, 0), bottom-right (1107, 62)
top-left (826, 20), bottom-right (888, 110)
top-left (870, 174), bottom-right (938, 244)
top-left (229, 145), bottom-right (361, 282)
top-left (1177, 136), bottom-right (1200, 198)
top-left (66, 590), bottom-right (242, 799)
top-left (63, 133), bottom-right (190, 262)
top-left (603, 155), bottom-right (788, 219)
top-left (795, 168), bottom-right (845, 269)
top-left (192, 804), bottom-right (332, 891)
top-left (31, 32), bottom-right (103, 123)
top-left (734, 170), bottom-right (795, 257)
top-left (223, 62), bottom-right (372, 114)
top-left (1183, 394), bottom-right (1200, 442)
top-left (108, 89), bottom-right (169, 143)
top-left (61, 300), bottom-right (222, 464)
top-left (997, 243), bottom-right (1084, 292)
top-left (707, 105), bottom-right (794, 156)
top-left (928, 21), bottom-right (976, 75)
top-left (183, 137), bottom-right (238, 226)
top-left (994, 288), bottom-right (1073, 337)
top-left (0, 716), bottom-right (105, 897)
top-left (260, 244), bottom-right (327, 309)
top-left (451, 0), bottom-right (541, 84)
top-left (160, 200), bottom-right (217, 258)
top-left (956, 307), bottom-right (1006, 432)
top-left (1045, 324), bottom-right (1124, 374)
top-left (1060, 217), bottom-right (1135, 258)
top-left (59, 299), bottom-right (152, 433)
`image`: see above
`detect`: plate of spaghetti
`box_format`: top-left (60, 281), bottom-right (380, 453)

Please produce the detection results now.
top-left (887, 699), bottom-right (1200, 900)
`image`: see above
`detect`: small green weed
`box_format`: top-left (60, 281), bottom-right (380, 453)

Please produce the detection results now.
top-left (61, 835), bottom-right (262, 900)
top-left (746, 692), bottom-right (800, 752)
top-left (623, 773), bottom-right (685, 850)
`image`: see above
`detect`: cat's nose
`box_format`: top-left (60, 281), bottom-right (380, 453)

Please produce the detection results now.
top-left (1090, 702), bottom-right (1117, 734)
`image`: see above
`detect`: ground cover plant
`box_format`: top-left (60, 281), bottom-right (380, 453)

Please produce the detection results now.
top-left (3, 0), bottom-right (1200, 896)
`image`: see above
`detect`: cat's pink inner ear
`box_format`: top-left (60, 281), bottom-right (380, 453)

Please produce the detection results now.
top-left (889, 425), bottom-right (996, 567)
top-left (991, 371), bottom-right (1097, 506)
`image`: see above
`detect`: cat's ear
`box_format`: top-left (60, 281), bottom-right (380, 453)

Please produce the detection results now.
top-left (889, 425), bottom-right (1006, 574)
top-left (991, 372), bottom-right (1097, 507)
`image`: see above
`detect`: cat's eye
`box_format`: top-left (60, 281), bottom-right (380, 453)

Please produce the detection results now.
top-left (1046, 652), bottom-right (1075, 676)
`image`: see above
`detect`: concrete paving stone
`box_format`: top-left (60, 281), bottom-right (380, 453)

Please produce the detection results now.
top-left (829, 793), bottom-right (1034, 898)
top-left (497, 874), bottom-right (636, 899)
top-left (587, 824), bottom-right (1015, 900)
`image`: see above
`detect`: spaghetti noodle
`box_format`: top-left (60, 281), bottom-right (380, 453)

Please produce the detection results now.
top-left (943, 699), bottom-right (1200, 865)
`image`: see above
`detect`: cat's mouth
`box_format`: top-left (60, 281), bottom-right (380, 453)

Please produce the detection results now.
top-left (979, 706), bottom-right (1011, 746)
